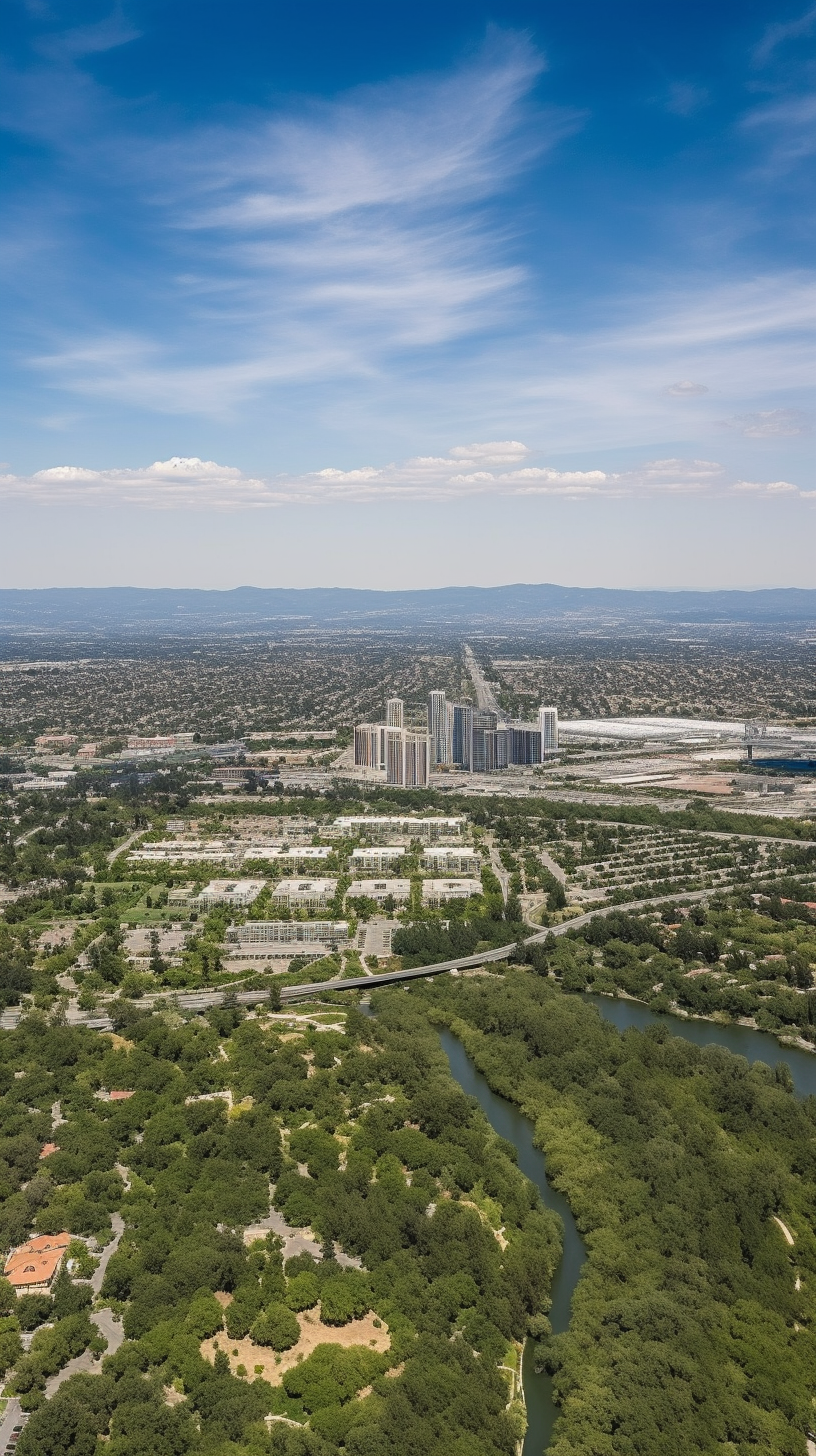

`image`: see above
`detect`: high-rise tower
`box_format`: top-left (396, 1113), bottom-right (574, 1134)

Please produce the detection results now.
top-left (538, 706), bottom-right (559, 757)
top-left (427, 690), bottom-right (449, 766)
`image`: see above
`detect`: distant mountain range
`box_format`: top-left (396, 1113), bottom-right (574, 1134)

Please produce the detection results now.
top-left (0, 584), bottom-right (814, 633)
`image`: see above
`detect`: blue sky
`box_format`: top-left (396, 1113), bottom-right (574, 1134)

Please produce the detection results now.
top-left (1, 0), bottom-right (814, 589)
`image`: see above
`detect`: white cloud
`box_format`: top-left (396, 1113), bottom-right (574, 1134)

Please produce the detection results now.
top-left (731, 479), bottom-right (798, 494)
top-left (664, 380), bottom-right (708, 396)
top-left (516, 273), bottom-right (816, 452)
top-left (722, 408), bottom-right (811, 436)
top-left (447, 440), bottom-right (530, 463)
top-left (0, 447), bottom-right (808, 510)
top-left (752, 5), bottom-right (816, 66)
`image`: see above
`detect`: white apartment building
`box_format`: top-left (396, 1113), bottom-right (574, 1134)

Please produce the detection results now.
top-left (353, 696), bottom-right (429, 788)
top-left (334, 815), bottom-right (465, 842)
top-left (226, 921), bottom-right (349, 945)
top-left (346, 878), bottom-right (411, 905)
top-left (353, 723), bottom-right (385, 772)
top-left (243, 846), bottom-right (331, 865)
top-left (349, 845), bottom-right (407, 872)
top-left (195, 879), bottom-right (265, 909)
top-left (422, 878), bottom-right (483, 905)
top-left (129, 839), bottom-right (239, 864)
top-left (127, 733), bottom-right (195, 750)
top-left (421, 847), bottom-right (481, 875)
top-left (271, 878), bottom-right (337, 909)
top-left (403, 731), bottom-right (430, 789)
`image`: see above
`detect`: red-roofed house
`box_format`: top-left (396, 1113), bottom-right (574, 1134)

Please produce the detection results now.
top-left (4, 1232), bottom-right (70, 1294)
top-left (38, 1143), bottom-right (59, 1159)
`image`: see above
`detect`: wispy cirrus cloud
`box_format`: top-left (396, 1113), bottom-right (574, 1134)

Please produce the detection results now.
top-left (11, 30), bottom-right (582, 413)
top-left (1, 444), bottom-right (809, 510)
top-left (720, 408), bottom-right (812, 437)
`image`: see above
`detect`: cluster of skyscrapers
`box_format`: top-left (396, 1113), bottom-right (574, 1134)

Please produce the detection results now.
top-left (354, 692), bottom-right (558, 787)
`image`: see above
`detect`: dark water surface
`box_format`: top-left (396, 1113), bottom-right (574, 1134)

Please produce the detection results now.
top-left (583, 995), bottom-right (816, 1099)
top-left (438, 1029), bottom-right (586, 1456)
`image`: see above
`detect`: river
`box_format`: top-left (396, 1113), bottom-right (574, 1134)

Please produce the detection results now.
top-left (438, 999), bottom-right (815, 1455)
top-left (438, 1028), bottom-right (585, 1456)
top-left (366, 992), bottom-right (814, 1454)
top-left (584, 995), bottom-right (816, 1099)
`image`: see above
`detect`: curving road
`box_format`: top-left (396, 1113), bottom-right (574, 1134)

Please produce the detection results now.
top-left (0, 886), bottom-right (733, 1031)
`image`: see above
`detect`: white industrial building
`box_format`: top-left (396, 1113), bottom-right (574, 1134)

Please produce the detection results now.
top-left (346, 878), bottom-right (412, 905)
top-left (271, 878), bottom-right (337, 909)
top-left (421, 878), bottom-right (483, 905)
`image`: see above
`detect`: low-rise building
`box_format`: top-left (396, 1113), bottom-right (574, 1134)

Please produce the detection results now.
top-left (127, 734), bottom-right (195, 750)
top-left (270, 878), bottom-right (337, 909)
top-left (212, 766), bottom-right (250, 784)
top-left (421, 878), bottom-right (482, 905)
top-left (346, 878), bottom-right (411, 905)
top-left (334, 815), bottom-right (465, 842)
top-left (421, 847), bottom-right (481, 874)
top-left (349, 845), bottom-right (407, 872)
top-left (243, 845), bottom-right (332, 866)
top-left (168, 882), bottom-right (196, 906)
top-left (228, 919), bottom-right (348, 944)
top-left (4, 1233), bottom-right (71, 1294)
top-left (195, 879), bottom-right (265, 909)
top-left (130, 839), bottom-right (238, 864)
top-left (34, 734), bottom-right (77, 753)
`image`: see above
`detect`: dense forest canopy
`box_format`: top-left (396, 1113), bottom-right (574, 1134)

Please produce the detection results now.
top-left (0, 994), bottom-right (560, 1456)
top-left (410, 973), bottom-right (816, 1456)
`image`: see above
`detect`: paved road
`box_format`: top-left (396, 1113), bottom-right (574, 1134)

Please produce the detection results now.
top-left (0, 1399), bottom-right (24, 1452)
top-left (91, 1213), bottom-right (124, 1294)
top-left (464, 645), bottom-right (503, 716)
top-left (0, 881), bottom-right (757, 1028)
top-left (538, 848), bottom-right (568, 885)
top-left (43, 1306), bottom-right (124, 1398)
top-left (107, 829), bottom-right (142, 866)
top-left (488, 844), bottom-right (509, 902)
top-left (13, 825), bottom-right (44, 847)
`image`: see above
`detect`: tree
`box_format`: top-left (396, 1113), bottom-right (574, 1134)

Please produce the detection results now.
top-left (0, 1321), bottom-right (23, 1376)
top-left (285, 1271), bottom-right (320, 1312)
top-left (15, 1296), bottom-right (53, 1332)
top-left (319, 1273), bottom-right (371, 1326)
top-left (184, 1291), bottom-right (224, 1340)
top-left (250, 1302), bottom-right (300, 1350)
top-left (16, 1391), bottom-right (107, 1456)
